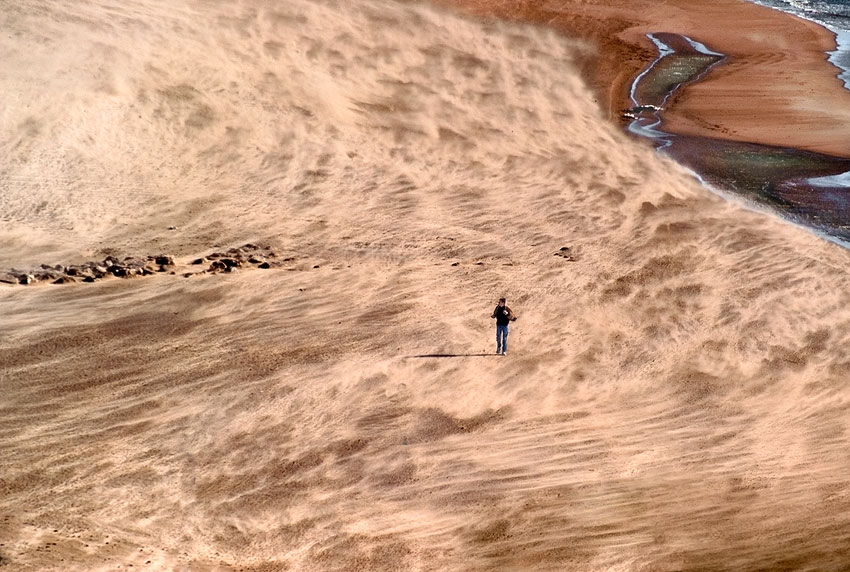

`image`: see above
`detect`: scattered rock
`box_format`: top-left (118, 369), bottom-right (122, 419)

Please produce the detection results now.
top-left (34, 270), bottom-right (62, 281)
top-left (122, 257), bottom-right (148, 269)
top-left (1, 244), bottom-right (289, 287)
top-left (622, 104), bottom-right (662, 120)
top-left (555, 246), bottom-right (575, 261)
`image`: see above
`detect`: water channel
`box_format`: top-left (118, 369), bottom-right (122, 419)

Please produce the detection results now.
top-left (627, 32), bottom-right (850, 243)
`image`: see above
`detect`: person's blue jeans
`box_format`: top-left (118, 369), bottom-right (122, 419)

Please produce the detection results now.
top-left (496, 324), bottom-right (509, 354)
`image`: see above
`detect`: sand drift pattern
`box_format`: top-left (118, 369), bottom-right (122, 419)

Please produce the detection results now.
top-left (6, 0), bottom-right (850, 570)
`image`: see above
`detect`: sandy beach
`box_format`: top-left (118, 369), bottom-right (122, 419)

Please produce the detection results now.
top-left (438, 0), bottom-right (850, 158)
top-left (4, 0), bottom-right (850, 570)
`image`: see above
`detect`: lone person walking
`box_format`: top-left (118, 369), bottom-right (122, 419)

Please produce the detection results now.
top-left (491, 297), bottom-right (516, 355)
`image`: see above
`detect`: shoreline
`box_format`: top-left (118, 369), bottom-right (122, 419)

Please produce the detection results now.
top-left (431, 0), bottom-right (850, 159)
top-left (622, 30), bottom-right (850, 244)
top-left (750, 0), bottom-right (850, 89)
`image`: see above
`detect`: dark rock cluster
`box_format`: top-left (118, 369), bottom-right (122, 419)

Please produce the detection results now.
top-left (0, 244), bottom-right (286, 286)
top-left (621, 104), bottom-right (662, 120)
top-left (554, 246), bottom-right (575, 261)
top-left (0, 254), bottom-right (175, 286)
top-left (193, 243), bottom-right (287, 274)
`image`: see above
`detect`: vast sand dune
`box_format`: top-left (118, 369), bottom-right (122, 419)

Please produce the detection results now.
top-left (4, 0), bottom-right (850, 570)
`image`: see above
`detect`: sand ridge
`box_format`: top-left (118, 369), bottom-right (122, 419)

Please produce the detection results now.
top-left (4, 0), bottom-right (850, 570)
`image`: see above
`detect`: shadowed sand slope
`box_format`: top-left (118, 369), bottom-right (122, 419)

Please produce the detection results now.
top-left (4, 0), bottom-right (850, 570)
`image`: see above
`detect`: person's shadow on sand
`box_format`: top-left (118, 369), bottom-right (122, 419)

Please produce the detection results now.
top-left (408, 353), bottom-right (498, 358)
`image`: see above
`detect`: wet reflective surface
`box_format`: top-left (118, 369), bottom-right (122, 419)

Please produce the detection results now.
top-left (630, 33), bottom-right (850, 243)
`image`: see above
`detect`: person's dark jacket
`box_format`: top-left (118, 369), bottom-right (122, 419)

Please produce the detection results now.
top-left (492, 305), bottom-right (515, 326)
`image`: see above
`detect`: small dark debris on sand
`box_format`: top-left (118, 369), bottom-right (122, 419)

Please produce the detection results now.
top-left (554, 246), bottom-right (576, 261)
top-left (1, 244), bottom-right (292, 287)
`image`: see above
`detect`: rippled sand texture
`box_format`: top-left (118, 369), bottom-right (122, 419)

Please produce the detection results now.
top-left (4, 0), bottom-right (850, 570)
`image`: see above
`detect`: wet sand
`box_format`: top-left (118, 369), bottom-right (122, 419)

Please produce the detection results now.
top-left (436, 0), bottom-right (850, 158)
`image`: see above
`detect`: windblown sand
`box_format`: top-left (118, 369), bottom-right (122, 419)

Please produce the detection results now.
top-left (4, 0), bottom-right (850, 570)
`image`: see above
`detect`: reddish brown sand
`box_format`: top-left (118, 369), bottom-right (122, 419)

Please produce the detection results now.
top-left (435, 0), bottom-right (850, 158)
